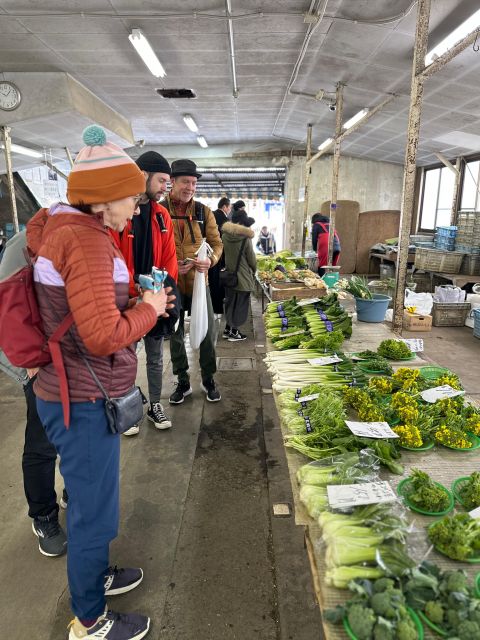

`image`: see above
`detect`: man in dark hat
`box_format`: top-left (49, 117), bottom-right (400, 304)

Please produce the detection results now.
top-left (162, 159), bottom-right (223, 403)
top-left (110, 150), bottom-right (178, 434)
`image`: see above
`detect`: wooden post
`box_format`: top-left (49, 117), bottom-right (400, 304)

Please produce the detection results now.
top-left (65, 146), bottom-right (74, 168)
top-left (301, 123), bottom-right (313, 257)
top-left (1, 126), bottom-right (20, 234)
top-left (327, 83), bottom-right (344, 264)
top-left (393, 0), bottom-right (431, 333)
top-left (450, 157), bottom-right (462, 225)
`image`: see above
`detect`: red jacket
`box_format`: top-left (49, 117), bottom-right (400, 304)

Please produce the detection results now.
top-left (111, 201), bottom-right (178, 297)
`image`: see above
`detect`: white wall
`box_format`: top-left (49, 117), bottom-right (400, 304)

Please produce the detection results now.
top-left (285, 155), bottom-right (404, 251)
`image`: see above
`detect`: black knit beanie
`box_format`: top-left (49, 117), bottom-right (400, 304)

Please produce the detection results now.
top-left (136, 151), bottom-right (171, 176)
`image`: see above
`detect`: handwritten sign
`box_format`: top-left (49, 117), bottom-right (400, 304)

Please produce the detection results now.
top-left (469, 506), bottom-right (480, 519)
top-left (327, 481), bottom-right (397, 509)
top-left (307, 356), bottom-right (343, 366)
top-left (399, 338), bottom-right (424, 352)
top-left (296, 393), bottom-right (320, 403)
top-left (345, 421), bottom-right (399, 439)
top-left (296, 298), bottom-right (321, 306)
top-left (420, 385), bottom-right (465, 404)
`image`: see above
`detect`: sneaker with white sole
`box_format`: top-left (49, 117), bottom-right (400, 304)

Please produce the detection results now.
top-left (60, 488), bottom-right (68, 509)
top-left (32, 511), bottom-right (67, 557)
top-left (169, 380), bottom-right (192, 404)
top-left (222, 327), bottom-right (231, 339)
top-left (122, 424), bottom-right (140, 437)
top-left (201, 378), bottom-right (221, 402)
top-left (228, 330), bottom-right (247, 342)
top-left (105, 566), bottom-right (143, 596)
top-left (147, 402), bottom-right (172, 429)
top-left (68, 609), bottom-right (150, 640)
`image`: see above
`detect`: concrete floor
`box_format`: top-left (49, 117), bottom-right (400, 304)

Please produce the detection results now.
top-left (0, 297), bottom-right (320, 640)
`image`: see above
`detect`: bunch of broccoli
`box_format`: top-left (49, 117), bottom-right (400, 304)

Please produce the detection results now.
top-left (324, 577), bottom-right (418, 639)
top-left (428, 513), bottom-right (480, 561)
top-left (402, 563), bottom-right (480, 639)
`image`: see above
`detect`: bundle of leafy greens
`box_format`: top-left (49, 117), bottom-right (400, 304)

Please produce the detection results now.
top-left (401, 469), bottom-right (451, 513)
top-left (377, 339), bottom-right (413, 360)
top-left (428, 513), bottom-right (480, 561)
top-left (402, 562), bottom-right (480, 640)
top-left (343, 275), bottom-right (373, 300)
top-left (457, 471), bottom-right (480, 510)
top-left (325, 576), bottom-right (419, 639)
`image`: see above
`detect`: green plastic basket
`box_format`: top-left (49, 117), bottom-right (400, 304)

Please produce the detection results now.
top-left (476, 573), bottom-right (480, 598)
top-left (397, 478), bottom-right (454, 516)
top-left (438, 432), bottom-right (480, 452)
top-left (400, 440), bottom-right (435, 452)
top-left (416, 610), bottom-right (447, 637)
top-left (428, 521), bottom-right (480, 563)
top-left (343, 608), bottom-right (423, 640)
top-left (418, 366), bottom-right (452, 380)
top-left (451, 476), bottom-right (471, 508)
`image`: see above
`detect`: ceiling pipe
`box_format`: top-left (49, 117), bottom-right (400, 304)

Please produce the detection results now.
top-left (225, 0), bottom-right (239, 98)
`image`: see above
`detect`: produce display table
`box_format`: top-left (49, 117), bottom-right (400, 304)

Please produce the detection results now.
top-left (369, 250), bottom-right (416, 276)
top-left (267, 317), bottom-right (480, 640)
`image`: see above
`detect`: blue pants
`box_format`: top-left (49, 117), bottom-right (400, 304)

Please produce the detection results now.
top-left (36, 398), bottom-right (120, 619)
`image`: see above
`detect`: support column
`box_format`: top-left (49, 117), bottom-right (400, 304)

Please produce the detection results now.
top-left (1, 126), bottom-right (20, 234)
top-left (301, 123), bottom-right (313, 257)
top-left (327, 83), bottom-right (344, 264)
top-left (393, 0), bottom-right (431, 333)
top-left (450, 157), bottom-right (462, 225)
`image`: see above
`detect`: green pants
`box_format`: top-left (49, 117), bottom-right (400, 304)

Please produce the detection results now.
top-left (170, 287), bottom-right (217, 382)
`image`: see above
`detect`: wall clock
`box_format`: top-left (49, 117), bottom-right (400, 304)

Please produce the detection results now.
top-left (0, 81), bottom-right (21, 111)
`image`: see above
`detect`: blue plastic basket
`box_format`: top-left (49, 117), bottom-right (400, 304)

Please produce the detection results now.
top-left (474, 308), bottom-right (480, 339)
top-left (436, 225), bottom-right (457, 238)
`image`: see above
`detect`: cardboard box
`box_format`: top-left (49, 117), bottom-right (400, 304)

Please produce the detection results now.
top-left (403, 310), bottom-right (432, 332)
top-left (269, 282), bottom-right (326, 301)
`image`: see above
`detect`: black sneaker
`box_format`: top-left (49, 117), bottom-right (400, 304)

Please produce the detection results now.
top-left (169, 379), bottom-right (192, 404)
top-left (32, 510), bottom-right (67, 557)
top-left (228, 330), bottom-right (247, 342)
top-left (147, 402), bottom-right (172, 429)
top-left (68, 609), bottom-right (150, 640)
top-left (105, 566), bottom-right (143, 596)
top-left (60, 488), bottom-right (68, 509)
top-left (222, 326), bottom-right (231, 339)
top-left (201, 378), bottom-right (221, 402)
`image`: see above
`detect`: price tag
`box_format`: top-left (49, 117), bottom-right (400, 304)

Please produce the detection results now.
top-left (307, 356), bottom-right (343, 366)
top-left (345, 421), bottom-right (399, 439)
top-left (280, 329), bottom-right (305, 338)
top-left (327, 481), bottom-right (396, 509)
top-left (469, 506), bottom-right (480, 519)
top-left (399, 338), bottom-right (424, 352)
top-left (296, 393), bottom-right (320, 403)
top-left (420, 385), bottom-right (465, 403)
top-left (296, 298), bottom-right (321, 306)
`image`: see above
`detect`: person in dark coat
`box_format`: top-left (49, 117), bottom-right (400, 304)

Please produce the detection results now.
top-left (256, 226), bottom-right (276, 255)
top-left (221, 210), bottom-right (256, 341)
top-left (209, 197), bottom-right (231, 315)
top-left (311, 213), bottom-right (341, 276)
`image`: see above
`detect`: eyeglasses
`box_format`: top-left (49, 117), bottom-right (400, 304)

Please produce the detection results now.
top-left (132, 194), bottom-right (143, 204)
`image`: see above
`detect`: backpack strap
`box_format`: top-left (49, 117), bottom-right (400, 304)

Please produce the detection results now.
top-left (47, 313), bottom-right (74, 427)
top-left (194, 201), bottom-right (206, 238)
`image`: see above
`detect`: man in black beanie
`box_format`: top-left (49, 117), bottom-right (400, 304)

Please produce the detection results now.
top-left (111, 150), bottom-right (179, 435)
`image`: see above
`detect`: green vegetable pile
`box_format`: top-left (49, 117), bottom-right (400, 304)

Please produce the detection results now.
top-left (377, 339), bottom-right (413, 360)
top-left (342, 275), bottom-right (373, 300)
top-left (401, 469), bottom-right (451, 513)
top-left (325, 576), bottom-right (419, 639)
top-left (402, 562), bottom-right (480, 640)
top-left (457, 471), bottom-right (480, 510)
top-left (428, 513), bottom-right (480, 561)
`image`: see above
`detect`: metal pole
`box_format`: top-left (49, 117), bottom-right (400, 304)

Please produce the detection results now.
top-left (301, 123), bottom-right (313, 257)
top-left (327, 83), bottom-right (344, 264)
top-left (65, 146), bottom-right (74, 168)
top-left (1, 126), bottom-right (20, 234)
top-left (450, 157), bottom-right (462, 225)
top-left (393, 0), bottom-right (431, 334)
top-left (420, 29), bottom-right (479, 79)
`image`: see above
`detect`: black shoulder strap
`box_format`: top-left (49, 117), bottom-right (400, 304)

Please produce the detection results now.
top-left (235, 239), bottom-right (247, 272)
top-left (194, 201), bottom-right (206, 238)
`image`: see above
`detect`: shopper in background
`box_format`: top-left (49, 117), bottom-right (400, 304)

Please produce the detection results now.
top-left (163, 159), bottom-right (224, 404)
top-left (209, 197), bottom-right (231, 317)
top-left (27, 125), bottom-right (174, 640)
top-left (110, 150), bottom-right (178, 435)
top-left (311, 213), bottom-right (341, 276)
top-left (232, 199), bottom-right (247, 217)
top-left (256, 225), bottom-right (276, 255)
top-left (221, 209), bottom-right (257, 341)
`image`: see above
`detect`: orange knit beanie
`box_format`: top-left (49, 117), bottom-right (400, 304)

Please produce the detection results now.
top-left (67, 125), bottom-right (145, 205)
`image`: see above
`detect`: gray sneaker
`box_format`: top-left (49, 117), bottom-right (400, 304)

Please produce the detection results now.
top-left (105, 566), bottom-right (143, 596)
top-left (32, 511), bottom-right (67, 557)
top-left (68, 609), bottom-right (150, 640)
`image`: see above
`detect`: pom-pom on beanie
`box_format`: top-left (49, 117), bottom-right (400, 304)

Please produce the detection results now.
top-left (67, 125), bottom-right (146, 205)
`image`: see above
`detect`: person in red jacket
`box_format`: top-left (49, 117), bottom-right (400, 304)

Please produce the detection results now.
top-left (111, 151), bottom-right (178, 434)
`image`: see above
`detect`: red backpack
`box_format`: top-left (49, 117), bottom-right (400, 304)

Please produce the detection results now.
top-left (0, 229), bottom-right (73, 369)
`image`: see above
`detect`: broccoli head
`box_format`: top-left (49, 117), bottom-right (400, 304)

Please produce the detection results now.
top-left (442, 570), bottom-right (469, 594)
top-left (395, 617), bottom-right (418, 640)
top-left (373, 578), bottom-right (396, 593)
top-left (447, 608), bottom-right (462, 629)
top-left (374, 619), bottom-right (395, 640)
top-left (347, 603), bottom-right (375, 640)
top-left (468, 605), bottom-right (480, 625)
top-left (457, 620), bottom-right (480, 640)
top-left (371, 592), bottom-right (397, 619)
top-left (424, 600), bottom-right (444, 625)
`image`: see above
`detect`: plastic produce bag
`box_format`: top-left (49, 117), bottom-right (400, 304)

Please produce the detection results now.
top-left (433, 285), bottom-right (466, 303)
top-left (404, 288), bottom-right (433, 315)
top-left (189, 240), bottom-right (208, 350)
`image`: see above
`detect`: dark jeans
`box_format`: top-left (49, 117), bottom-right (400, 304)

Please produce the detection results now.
top-left (23, 377), bottom-right (58, 519)
top-left (170, 287), bottom-right (217, 382)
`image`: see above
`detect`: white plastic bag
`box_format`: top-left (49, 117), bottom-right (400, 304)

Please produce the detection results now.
top-left (404, 288), bottom-right (433, 315)
top-left (433, 285), bottom-right (466, 303)
top-left (189, 241), bottom-right (208, 350)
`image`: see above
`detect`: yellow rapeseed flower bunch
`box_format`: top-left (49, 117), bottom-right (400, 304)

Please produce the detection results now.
top-left (392, 392), bottom-right (417, 410)
top-left (437, 374), bottom-right (463, 390)
top-left (466, 415), bottom-right (480, 436)
top-left (368, 377), bottom-right (393, 395)
top-left (392, 367), bottom-right (420, 391)
top-left (397, 406), bottom-right (420, 423)
top-left (393, 424), bottom-right (423, 448)
top-left (434, 425), bottom-right (472, 449)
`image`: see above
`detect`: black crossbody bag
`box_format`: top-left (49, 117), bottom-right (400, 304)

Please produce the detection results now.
top-left (219, 239), bottom-right (246, 288)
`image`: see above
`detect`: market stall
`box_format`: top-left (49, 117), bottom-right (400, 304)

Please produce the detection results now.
top-left (261, 277), bottom-right (480, 640)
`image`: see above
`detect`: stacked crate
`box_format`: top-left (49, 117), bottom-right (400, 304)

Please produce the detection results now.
top-left (434, 226), bottom-right (457, 251)
top-left (455, 212), bottom-right (480, 275)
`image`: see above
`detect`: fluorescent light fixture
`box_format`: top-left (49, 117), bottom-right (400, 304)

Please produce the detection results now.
top-left (183, 114), bottom-right (199, 133)
top-left (128, 28), bottom-right (166, 78)
top-left (0, 142), bottom-right (42, 158)
top-left (197, 136), bottom-right (208, 148)
top-left (426, 8), bottom-right (480, 66)
top-left (318, 137), bottom-right (334, 151)
top-left (343, 108), bottom-right (369, 130)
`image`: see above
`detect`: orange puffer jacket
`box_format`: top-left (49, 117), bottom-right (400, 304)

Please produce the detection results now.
top-left (27, 205), bottom-right (157, 405)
